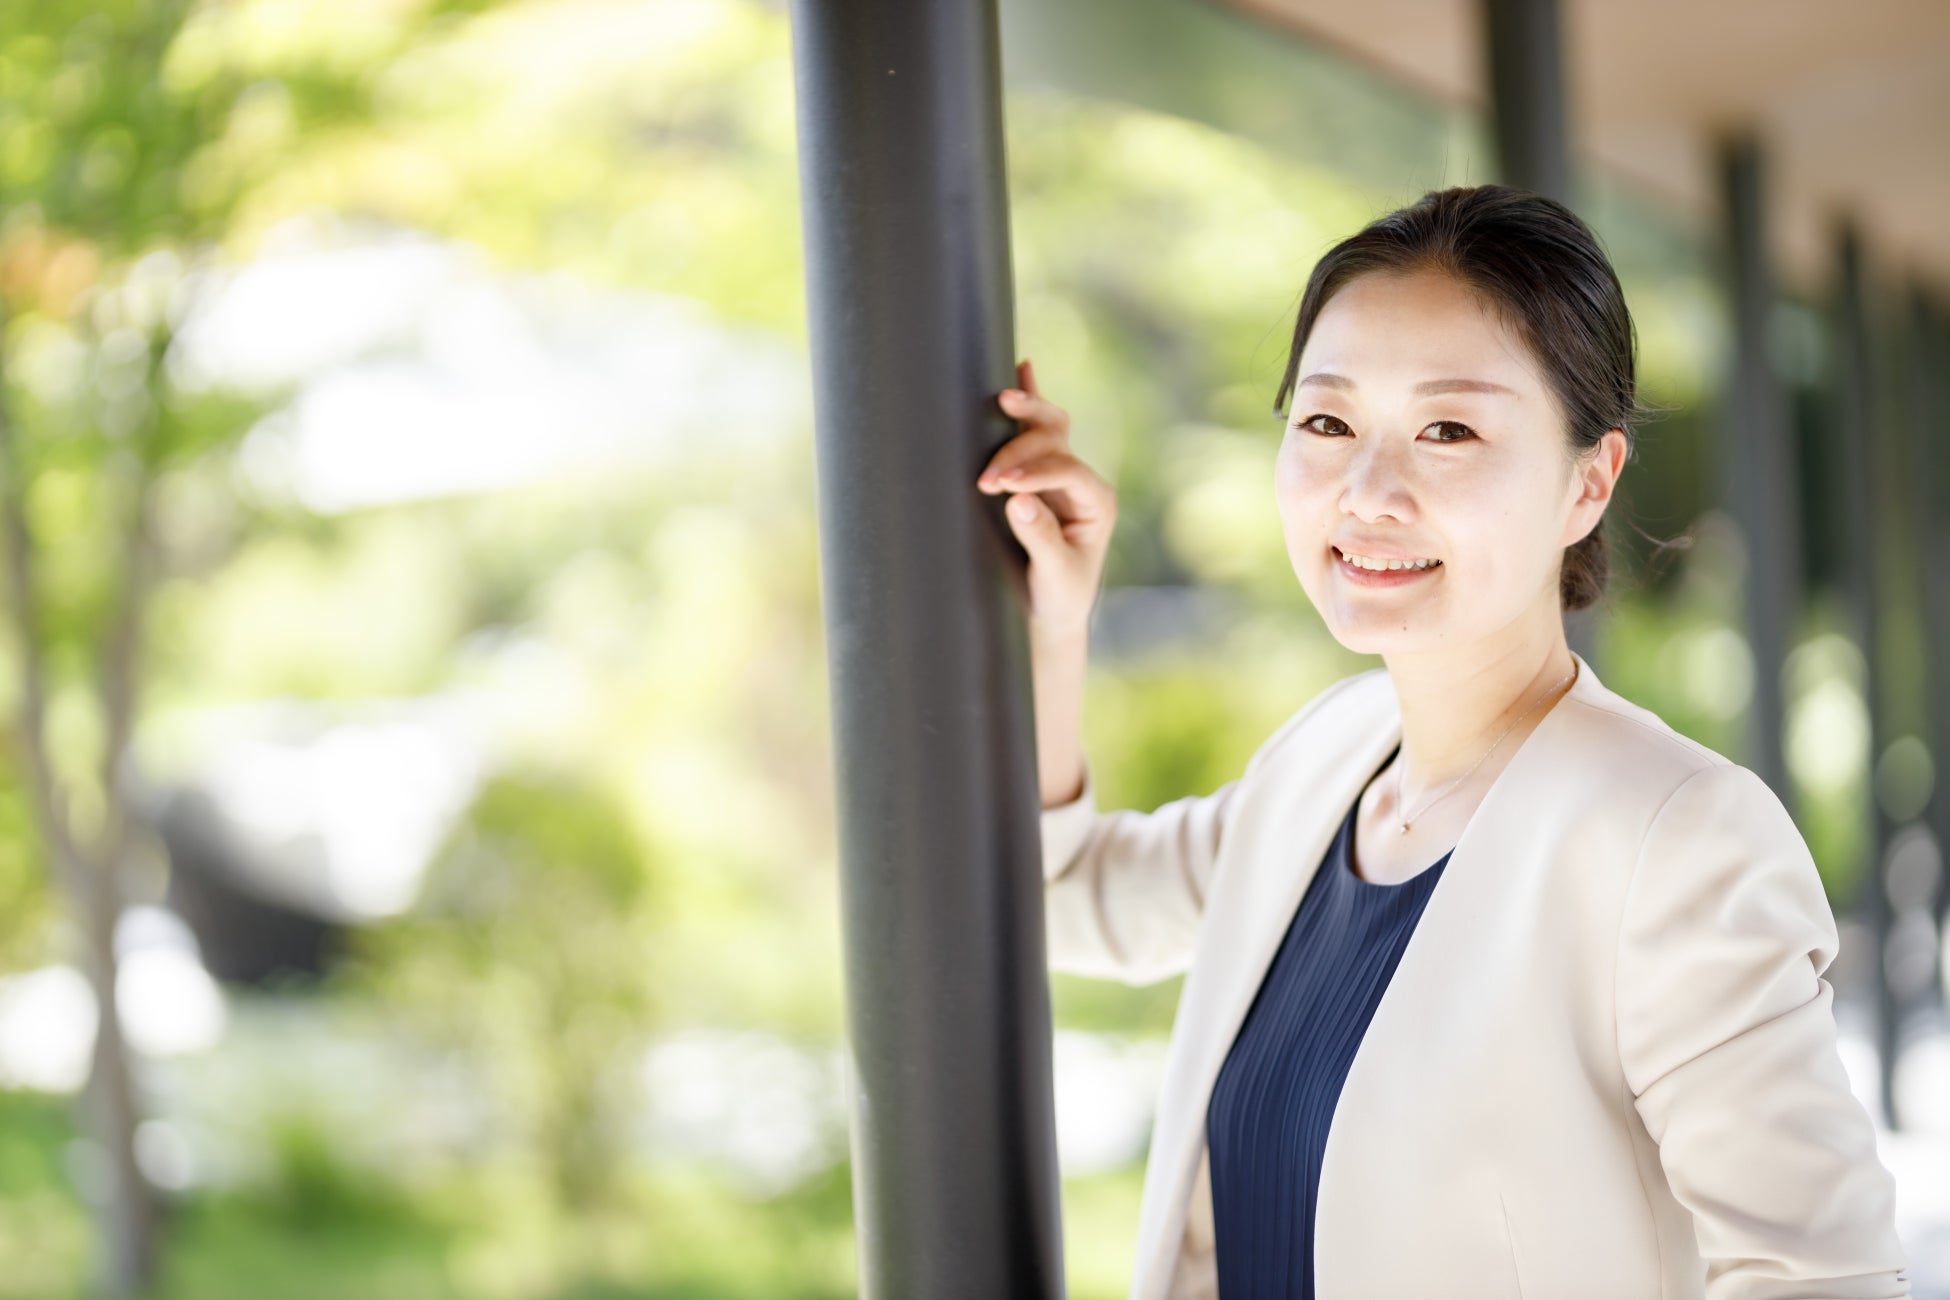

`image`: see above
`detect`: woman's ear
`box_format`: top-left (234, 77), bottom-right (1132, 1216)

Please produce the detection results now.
top-left (1566, 428), bottom-right (1628, 544)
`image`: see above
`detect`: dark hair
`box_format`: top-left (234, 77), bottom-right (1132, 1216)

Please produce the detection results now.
top-left (1272, 184), bottom-right (1674, 613)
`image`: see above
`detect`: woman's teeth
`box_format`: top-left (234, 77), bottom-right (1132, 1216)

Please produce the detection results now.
top-left (1338, 549), bottom-right (1441, 572)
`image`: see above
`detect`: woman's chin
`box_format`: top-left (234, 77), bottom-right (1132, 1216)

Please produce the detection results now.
top-left (1324, 611), bottom-right (1448, 656)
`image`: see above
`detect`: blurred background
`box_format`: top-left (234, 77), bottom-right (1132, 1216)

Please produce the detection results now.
top-left (0, 0), bottom-right (1945, 1296)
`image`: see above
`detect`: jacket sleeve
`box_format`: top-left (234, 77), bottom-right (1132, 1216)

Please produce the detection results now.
top-left (1039, 674), bottom-right (1359, 986)
top-left (1615, 761), bottom-right (1910, 1298)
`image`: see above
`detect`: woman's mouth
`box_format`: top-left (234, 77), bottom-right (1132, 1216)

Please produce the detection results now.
top-left (1333, 545), bottom-right (1443, 588)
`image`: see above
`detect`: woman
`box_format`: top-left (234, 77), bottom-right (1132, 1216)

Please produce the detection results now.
top-left (976, 186), bottom-right (1909, 1300)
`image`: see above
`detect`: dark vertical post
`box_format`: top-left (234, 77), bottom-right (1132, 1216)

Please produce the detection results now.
top-left (786, 2), bottom-right (1067, 1296)
top-left (1831, 221), bottom-right (1900, 1128)
top-left (1920, 296), bottom-right (1950, 948)
top-left (1904, 285), bottom-right (1950, 1019)
top-left (1480, 0), bottom-right (1599, 668)
top-left (1718, 136), bottom-right (1798, 803)
top-left (1481, 0), bottom-right (1572, 205)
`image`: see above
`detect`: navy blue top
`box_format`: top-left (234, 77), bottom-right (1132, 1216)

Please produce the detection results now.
top-left (1204, 743), bottom-right (1452, 1297)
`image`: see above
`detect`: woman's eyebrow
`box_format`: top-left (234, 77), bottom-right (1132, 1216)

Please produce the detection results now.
top-left (1298, 372), bottom-right (1519, 399)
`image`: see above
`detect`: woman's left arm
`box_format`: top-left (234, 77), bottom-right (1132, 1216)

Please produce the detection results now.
top-left (1616, 761), bottom-right (1911, 1299)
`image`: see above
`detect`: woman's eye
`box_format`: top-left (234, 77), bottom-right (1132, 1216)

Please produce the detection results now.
top-left (1296, 414), bottom-right (1475, 443)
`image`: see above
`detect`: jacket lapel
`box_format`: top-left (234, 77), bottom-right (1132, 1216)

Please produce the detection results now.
top-left (1132, 651), bottom-right (1605, 1300)
top-left (1311, 650), bottom-right (1604, 1292)
top-left (1131, 665), bottom-right (1404, 1295)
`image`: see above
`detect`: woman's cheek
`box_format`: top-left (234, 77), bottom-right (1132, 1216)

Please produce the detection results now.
top-left (1273, 446), bottom-right (1331, 516)
top-left (1272, 442), bottom-right (1304, 499)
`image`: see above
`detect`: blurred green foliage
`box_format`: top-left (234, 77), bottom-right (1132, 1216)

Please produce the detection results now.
top-left (342, 770), bottom-right (664, 1218)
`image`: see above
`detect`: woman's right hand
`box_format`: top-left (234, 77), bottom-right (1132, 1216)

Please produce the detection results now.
top-left (976, 358), bottom-right (1118, 638)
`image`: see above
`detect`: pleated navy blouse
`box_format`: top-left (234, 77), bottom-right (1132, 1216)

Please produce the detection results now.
top-left (1204, 742), bottom-right (1453, 1297)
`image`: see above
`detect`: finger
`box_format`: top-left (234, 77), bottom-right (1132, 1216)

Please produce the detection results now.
top-left (997, 388), bottom-right (1070, 434)
top-left (991, 459), bottom-right (1115, 518)
top-left (979, 432), bottom-right (1069, 488)
top-left (1005, 489), bottom-right (1064, 548)
top-left (983, 452), bottom-right (1078, 491)
top-left (1020, 357), bottom-right (1040, 398)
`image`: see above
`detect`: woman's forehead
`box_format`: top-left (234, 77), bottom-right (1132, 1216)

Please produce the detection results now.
top-left (1301, 273), bottom-right (1545, 397)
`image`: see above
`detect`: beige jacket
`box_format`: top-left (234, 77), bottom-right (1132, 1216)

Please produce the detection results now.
top-left (1040, 650), bottom-right (1910, 1300)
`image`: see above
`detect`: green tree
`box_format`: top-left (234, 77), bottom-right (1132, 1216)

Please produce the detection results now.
top-left (0, 7), bottom-right (245, 1291)
top-left (341, 772), bottom-right (664, 1261)
top-left (0, 1), bottom-right (479, 1290)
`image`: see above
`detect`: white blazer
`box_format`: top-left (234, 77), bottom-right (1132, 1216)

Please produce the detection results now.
top-left (1040, 649), bottom-right (1911, 1300)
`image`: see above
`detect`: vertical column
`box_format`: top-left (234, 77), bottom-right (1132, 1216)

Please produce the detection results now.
top-left (786, 2), bottom-right (1067, 1296)
top-left (1831, 222), bottom-right (1900, 1127)
top-left (1904, 285), bottom-right (1950, 1021)
top-left (1922, 297), bottom-right (1950, 953)
top-left (1481, 0), bottom-right (1572, 206)
top-left (1718, 136), bottom-right (1799, 803)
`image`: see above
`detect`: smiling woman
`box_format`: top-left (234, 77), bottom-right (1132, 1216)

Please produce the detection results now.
top-left (1272, 185), bottom-right (1648, 620)
top-left (1263, 189), bottom-right (1652, 890)
top-left (1276, 265), bottom-right (1598, 657)
top-left (1029, 184), bottom-right (1907, 1300)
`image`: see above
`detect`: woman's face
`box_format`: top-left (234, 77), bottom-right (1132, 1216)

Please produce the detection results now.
top-left (1275, 267), bottom-right (1614, 657)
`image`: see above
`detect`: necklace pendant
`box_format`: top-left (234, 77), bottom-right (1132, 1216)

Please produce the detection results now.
top-left (1398, 822), bottom-right (1410, 835)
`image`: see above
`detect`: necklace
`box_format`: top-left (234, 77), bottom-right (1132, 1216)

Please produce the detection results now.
top-left (1393, 660), bottom-right (1578, 835)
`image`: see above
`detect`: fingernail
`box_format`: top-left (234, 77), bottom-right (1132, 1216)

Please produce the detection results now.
top-left (1000, 467), bottom-right (1023, 480)
top-left (1011, 496), bottom-right (1035, 520)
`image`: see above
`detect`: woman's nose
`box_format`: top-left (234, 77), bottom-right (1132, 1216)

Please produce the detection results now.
top-left (1338, 442), bottom-right (1414, 518)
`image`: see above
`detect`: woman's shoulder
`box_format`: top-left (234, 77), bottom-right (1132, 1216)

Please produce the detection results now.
top-left (1552, 672), bottom-right (1823, 895)
top-left (1277, 657), bottom-right (1769, 824)
top-left (1554, 666), bottom-right (1750, 808)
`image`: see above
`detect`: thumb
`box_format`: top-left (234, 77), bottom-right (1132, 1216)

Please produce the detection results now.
top-left (1007, 491), bottom-right (1057, 544)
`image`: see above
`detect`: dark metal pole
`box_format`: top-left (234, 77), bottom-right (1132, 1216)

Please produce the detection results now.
top-left (1831, 221), bottom-right (1900, 1128)
top-left (1718, 136), bottom-right (1799, 803)
top-left (1481, 0), bottom-right (1571, 206)
top-left (1920, 295), bottom-right (1950, 947)
top-left (1903, 284), bottom-right (1950, 1020)
top-left (786, 2), bottom-right (1066, 1296)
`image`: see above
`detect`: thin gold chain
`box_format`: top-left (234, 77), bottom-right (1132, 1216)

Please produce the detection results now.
top-left (1395, 660), bottom-right (1578, 835)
